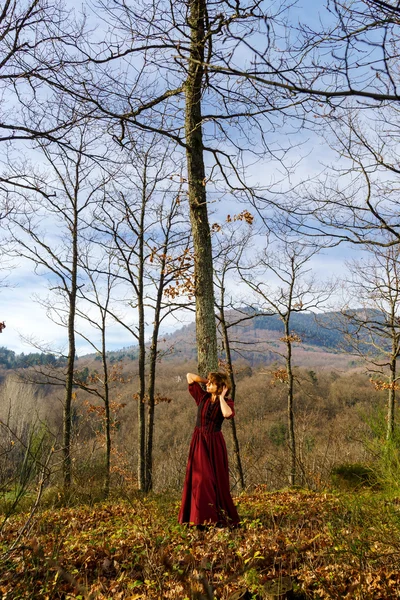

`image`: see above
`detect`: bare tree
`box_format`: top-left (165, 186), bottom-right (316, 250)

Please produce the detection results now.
top-left (269, 104), bottom-right (400, 252)
top-left (3, 125), bottom-right (106, 490)
top-left (339, 243), bottom-right (400, 441)
top-left (90, 141), bottom-right (192, 490)
top-left (144, 191), bottom-right (193, 492)
top-left (4, 2), bottom-right (400, 381)
top-left (204, 1), bottom-right (400, 106)
top-left (0, 0), bottom-right (88, 148)
top-left (239, 240), bottom-right (333, 485)
top-left (212, 215), bottom-right (260, 491)
top-left (72, 248), bottom-right (120, 496)
top-left (57, 0), bottom-right (311, 377)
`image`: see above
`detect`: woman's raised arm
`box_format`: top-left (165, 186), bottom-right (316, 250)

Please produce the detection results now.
top-left (219, 385), bottom-right (233, 418)
top-left (186, 372), bottom-right (208, 384)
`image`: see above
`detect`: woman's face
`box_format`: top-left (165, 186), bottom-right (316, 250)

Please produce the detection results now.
top-left (206, 379), bottom-right (218, 394)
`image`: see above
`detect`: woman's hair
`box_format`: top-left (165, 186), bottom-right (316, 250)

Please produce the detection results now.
top-left (207, 371), bottom-right (231, 395)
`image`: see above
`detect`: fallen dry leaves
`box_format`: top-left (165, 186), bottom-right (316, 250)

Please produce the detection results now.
top-left (1, 488), bottom-right (400, 599)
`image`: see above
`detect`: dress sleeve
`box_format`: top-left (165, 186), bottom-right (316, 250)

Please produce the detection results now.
top-left (224, 398), bottom-right (235, 419)
top-left (188, 382), bottom-right (206, 406)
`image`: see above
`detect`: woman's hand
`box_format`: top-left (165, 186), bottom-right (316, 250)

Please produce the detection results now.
top-left (187, 372), bottom-right (208, 384)
top-left (221, 385), bottom-right (228, 397)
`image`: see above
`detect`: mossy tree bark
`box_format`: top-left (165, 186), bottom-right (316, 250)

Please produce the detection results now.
top-left (185, 0), bottom-right (218, 376)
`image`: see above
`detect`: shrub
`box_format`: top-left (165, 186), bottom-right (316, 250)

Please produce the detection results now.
top-left (331, 463), bottom-right (377, 490)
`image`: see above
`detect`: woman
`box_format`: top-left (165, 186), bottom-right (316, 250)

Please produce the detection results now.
top-left (178, 371), bottom-right (240, 528)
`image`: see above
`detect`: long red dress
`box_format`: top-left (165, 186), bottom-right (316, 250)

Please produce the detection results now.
top-left (178, 382), bottom-right (240, 527)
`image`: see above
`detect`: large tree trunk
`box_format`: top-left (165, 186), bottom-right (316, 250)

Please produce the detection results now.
top-left (185, 0), bottom-right (218, 376)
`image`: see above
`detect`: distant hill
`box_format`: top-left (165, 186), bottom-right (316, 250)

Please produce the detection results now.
top-left (0, 346), bottom-right (67, 370)
top-left (0, 310), bottom-right (373, 371)
top-left (96, 310), bottom-right (363, 370)
top-left (245, 312), bottom-right (345, 349)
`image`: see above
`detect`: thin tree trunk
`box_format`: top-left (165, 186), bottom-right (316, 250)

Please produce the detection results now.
top-left (145, 281), bottom-right (164, 492)
top-left (101, 315), bottom-right (111, 496)
top-left (145, 330), bottom-right (158, 493)
top-left (386, 303), bottom-right (399, 442)
top-left (285, 319), bottom-right (296, 486)
top-left (63, 339), bottom-right (74, 491)
top-left (219, 303), bottom-right (245, 490)
top-left (185, 0), bottom-right (218, 376)
top-left (63, 208), bottom-right (78, 492)
top-left (144, 230), bottom-right (171, 492)
top-left (137, 169), bottom-right (147, 491)
top-left (387, 350), bottom-right (396, 442)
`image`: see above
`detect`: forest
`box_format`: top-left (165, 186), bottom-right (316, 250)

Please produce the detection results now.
top-left (1, 0), bottom-right (400, 598)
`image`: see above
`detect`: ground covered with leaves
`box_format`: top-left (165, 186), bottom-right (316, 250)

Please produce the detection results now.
top-left (1, 488), bottom-right (400, 599)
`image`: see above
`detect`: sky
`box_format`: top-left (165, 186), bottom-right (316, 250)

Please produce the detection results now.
top-left (0, 131), bottom-right (358, 357)
top-left (0, 0), bottom-right (388, 356)
top-left (0, 268), bottom-right (195, 356)
top-left (0, 229), bottom-right (361, 356)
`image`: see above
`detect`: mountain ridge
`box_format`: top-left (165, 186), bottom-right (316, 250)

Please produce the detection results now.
top-left (0, 310), bottom-right (367, 370)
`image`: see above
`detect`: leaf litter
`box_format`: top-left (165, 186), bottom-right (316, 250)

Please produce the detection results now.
top-left (1, 488), bottom-right (400, 598)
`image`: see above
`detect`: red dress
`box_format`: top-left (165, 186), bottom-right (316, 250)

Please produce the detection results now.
top-left (178, 382), bottom-right (240, 527)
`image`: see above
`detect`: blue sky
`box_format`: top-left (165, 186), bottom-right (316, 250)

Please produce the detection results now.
top-left (0, 224), bottom-right (359, 356)
top-left (0, 0), bottom-right (388, 355)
